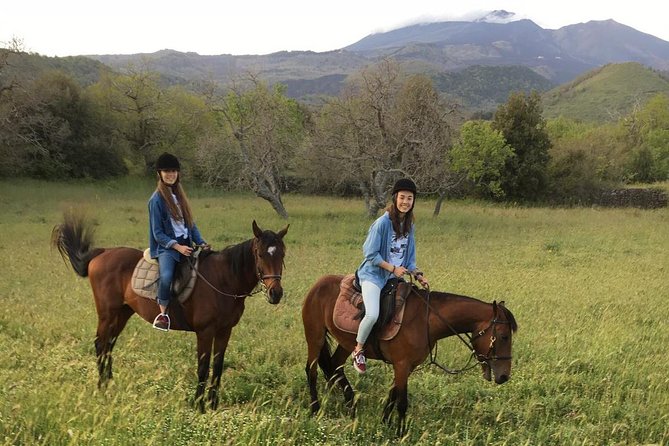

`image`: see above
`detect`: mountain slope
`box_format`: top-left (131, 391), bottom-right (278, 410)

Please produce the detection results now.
top-left (552, 20), bottom-right (669, 70)
top-left (434, 65), bottom-right (555, 109)
top-left (1, 50), bottom-right (108, 86)
top-left (345, 19), bottom-right (669, 83)
top-left (542, 62), bottom-right (669, 122)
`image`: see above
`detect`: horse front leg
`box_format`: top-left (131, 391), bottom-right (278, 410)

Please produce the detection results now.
top-left (382, 386), bottom-right (397, 424)
top-left (390, 362), bottom-right (411, 437)
top-left (194, 331), bottom-right (213, 413)
top-left (208, 327), bottom-right (232, 410)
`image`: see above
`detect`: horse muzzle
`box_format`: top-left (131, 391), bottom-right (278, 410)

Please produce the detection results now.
top-left (481, 361), bottom-right (511, 384)
top-left (266, 284), bottom-right (283, 304)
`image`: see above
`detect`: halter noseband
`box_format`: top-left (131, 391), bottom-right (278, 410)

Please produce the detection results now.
top-left (470, 318), bottom-right (513, 363)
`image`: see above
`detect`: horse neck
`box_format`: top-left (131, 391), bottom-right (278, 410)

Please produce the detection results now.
top-left (424, 291), bottom-right (493, 339)
top-left (211, 239), bottom-right (259, 295)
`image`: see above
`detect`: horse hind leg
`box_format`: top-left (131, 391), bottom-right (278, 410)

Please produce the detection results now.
top-left (94, 305), bottom-right (134, 388)
top-left (329, 345), bottom-right (355, 413)
top-left (303, 320), bottom-right (332, 415)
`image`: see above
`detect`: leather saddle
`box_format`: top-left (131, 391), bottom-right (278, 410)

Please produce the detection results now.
top-left (332, 274), bottom-right (413, 341)
top-left (131, 249), bottom-right (198, 304)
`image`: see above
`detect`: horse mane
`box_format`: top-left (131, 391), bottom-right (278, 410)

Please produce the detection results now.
top-left (217, 239), bottom-right (254, 277)
top-left (416, 288), bottom-right (518, 332)
top-left (499, 305), bottom-right (518, 332)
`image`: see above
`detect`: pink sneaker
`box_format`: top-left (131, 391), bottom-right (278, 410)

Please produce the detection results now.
top-left (352, 349), bottom-right (366, 374)
top-left (152, 313), bottom-right (170, 331)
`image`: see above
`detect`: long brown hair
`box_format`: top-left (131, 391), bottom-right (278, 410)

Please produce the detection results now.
top-left (156, 175), bottom-right (194, 228)
top-left (385, 193), bottom-right (414, 237)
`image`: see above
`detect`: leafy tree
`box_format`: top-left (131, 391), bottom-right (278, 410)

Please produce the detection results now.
top-left (546, 117), bottom-right (627, 201)
top-left (622, 93), bottom-right (669, 182)
top-left (86, 65), bottom-right (212, 174)
top-left (493, 91), bottom-right (551, 200)
top-left (197, 76), bottom-right (304, 218)
top-left (305, 60), bottom-right (458, 217)
top-left (451, 120), bottom-right (514, 198)
top-left (392, 74), bottom-right (461, 215)
top-left (1, 70), bottom-right (125, 178)
top-left (305, 60), bottom-right (405, 217)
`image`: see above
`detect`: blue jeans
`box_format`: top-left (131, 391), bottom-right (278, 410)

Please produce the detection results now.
top-left (157, 252), bottom-right (179, 307)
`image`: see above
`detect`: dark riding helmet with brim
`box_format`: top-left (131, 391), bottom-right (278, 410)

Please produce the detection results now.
top-left (156, 152), bottom-right (180, 171)
top-left (392, 178), bottom-right (417, 196)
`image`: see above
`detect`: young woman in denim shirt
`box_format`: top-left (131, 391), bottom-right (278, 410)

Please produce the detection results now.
top-left (352, 178), bottom-right (429, 373)
top-left (149, 152), bottom-right (209, 331)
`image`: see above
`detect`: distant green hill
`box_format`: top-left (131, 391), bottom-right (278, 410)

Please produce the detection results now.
top-left (542, 62), bottom-right (669, 122)
top-left (433, 65), bottom-right (555, 110)
top-left (1, 50), bottom-right (109, 86)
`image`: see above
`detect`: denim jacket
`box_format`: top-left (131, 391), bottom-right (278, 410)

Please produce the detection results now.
top-left (357, 211), bottom-right (417, 289)
top-left (148, 191), bottom-right (205, 260)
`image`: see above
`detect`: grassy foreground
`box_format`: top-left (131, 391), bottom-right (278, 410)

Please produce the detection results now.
top-left (1, 179), bottom-right (667, 446)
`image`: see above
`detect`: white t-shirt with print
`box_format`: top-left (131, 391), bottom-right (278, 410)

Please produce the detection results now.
top-left (170, 193), bottom-right (189, 239)
top-left (388, 232), bottom-right (408, 267)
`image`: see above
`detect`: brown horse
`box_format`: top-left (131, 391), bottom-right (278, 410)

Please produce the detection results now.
top-left (302, 274), bottom-right (517, 435)
top-left (52, 212), bottom-right (288, 411)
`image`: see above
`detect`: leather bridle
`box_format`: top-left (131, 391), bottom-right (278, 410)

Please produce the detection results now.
top-left (252, 239), bottom-right (283, 296)
top-left (469, 317), bottom-right (513, 363)
top-left (418, 287), bottom-right (513, 374)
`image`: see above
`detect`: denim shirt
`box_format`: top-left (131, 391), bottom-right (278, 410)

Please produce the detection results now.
top-left (357, 211), bottom-right (417, 289)
top-left (148, 191), bottom-right (205, 260)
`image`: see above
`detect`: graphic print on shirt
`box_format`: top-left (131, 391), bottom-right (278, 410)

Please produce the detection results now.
top-left (389, 234), bottom-right (408, 267)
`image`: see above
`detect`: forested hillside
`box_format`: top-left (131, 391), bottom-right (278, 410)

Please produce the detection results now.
top-left (1, 47), bottom-right (667, 214)
top-left (543, 63), bottom-right (669, 122)
top-left (434, 65), bottom-right (555, 110)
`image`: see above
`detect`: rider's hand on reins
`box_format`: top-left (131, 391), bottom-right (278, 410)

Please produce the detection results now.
top-left (175, 244), bottom-right (193, 256)
top-left (393, 265), bottom-right (409, 278)
top-left (413, 272), bottom-right (429, 289)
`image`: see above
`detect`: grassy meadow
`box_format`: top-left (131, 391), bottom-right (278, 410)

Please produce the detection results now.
top-left (1, 179), bottom-right (667, 445)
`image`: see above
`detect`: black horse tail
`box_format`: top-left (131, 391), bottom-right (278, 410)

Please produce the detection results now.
top-left (51, 211), bottom-right (104, 278)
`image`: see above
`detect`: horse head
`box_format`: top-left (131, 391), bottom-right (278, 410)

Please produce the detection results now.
top-left (252, 220), bottom-right (289, 304)
top-left (470, 300), bottom-right (517, 384)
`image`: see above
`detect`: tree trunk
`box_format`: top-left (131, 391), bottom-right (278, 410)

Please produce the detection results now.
top-left (252, 176), bottom-right (289, 219)
top-left (433, 193), bottom-right (446, 217)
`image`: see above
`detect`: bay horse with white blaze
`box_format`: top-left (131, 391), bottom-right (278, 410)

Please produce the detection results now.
top-left (52, 212), bottom-right (288, 411)
top-left (302, 274), bottom-right (517, 435)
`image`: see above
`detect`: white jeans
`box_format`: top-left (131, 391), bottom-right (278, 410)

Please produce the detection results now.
top-left (356, 281), bottom-right (381, 345)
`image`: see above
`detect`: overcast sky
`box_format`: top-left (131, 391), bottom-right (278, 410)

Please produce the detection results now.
top-left (2, 0), bottom-right (668, 57)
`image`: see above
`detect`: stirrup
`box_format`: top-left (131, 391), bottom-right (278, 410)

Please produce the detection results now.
top-left (152, 313), bottom-right (170, 331)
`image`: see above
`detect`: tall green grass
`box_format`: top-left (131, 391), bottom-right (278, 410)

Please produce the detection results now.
top-left (1, 179), bottom-right (667, 445)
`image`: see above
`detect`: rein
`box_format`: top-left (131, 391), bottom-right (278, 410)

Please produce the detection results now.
top-left (187, 242), bottom-right (281, 300)
top-left (413, 286), bottom-right (511, 375)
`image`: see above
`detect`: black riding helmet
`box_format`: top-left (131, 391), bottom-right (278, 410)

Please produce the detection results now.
top-left (392, 178), bottom-right (417, 196)
top-left (156, 152), bottom-right (180, 171)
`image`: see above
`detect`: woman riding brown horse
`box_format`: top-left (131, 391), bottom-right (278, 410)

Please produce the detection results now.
top-left (302, 274), bottom-right (517, 435)
top-left (52, 211), bottom-right (288, 411)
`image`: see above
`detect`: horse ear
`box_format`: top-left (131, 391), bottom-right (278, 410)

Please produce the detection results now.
top-left (277, 224), bottom-right (289, 239)
top-left (252, 220), bottom-right (263, 238)
top-left (499, 300), bottom-right (506, 307)
top-left (492, 300), bottom-right (498, 315)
